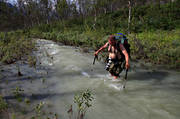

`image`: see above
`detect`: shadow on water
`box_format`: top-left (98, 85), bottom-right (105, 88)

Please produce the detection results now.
top-left (129, 70), bottom-right (169, 81)
top-left (55, 71), bottom-right (82, 78)
top-left (125, 85), bottom-right (180, 94)
top-left (123, 70), bottom-right (180, 94)
top-left (121, 70), bottom-right (180, 93)
top-left (0, 75), bottom-right (44, 82)
top-left (3, 91), bottom-right (76, 101)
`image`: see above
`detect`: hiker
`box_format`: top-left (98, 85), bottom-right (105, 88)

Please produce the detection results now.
top-left (94, 35), bottom-right (130, 79)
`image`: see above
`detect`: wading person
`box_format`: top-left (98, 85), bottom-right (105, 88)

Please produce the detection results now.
top-left (94, 34), bottom-right (130, 79)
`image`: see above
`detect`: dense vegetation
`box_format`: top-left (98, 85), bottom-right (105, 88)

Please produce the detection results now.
top-left (0, 31), bottom-right (35, 64)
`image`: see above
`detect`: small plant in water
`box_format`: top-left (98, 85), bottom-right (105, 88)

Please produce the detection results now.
top-left (5, 80), bottom-right (9, 85)
top-left (35, 101), bottom-right (45, 115)
top-left (0, 72), bottom-right (2, 79)
top-left (12, 87), bottom-right (24, 97)
top-left (28, 56), bottom-right (37, 68)
top-left (24, 98), bottom-right (31, 105)
top-left (11, 113), bottom-right (16, 119)
top-left (12, 87), bottom-right (24, 102)
top-left (0, 96), bottom-right (8, 112)
top-left (17, 65), bottom-right (23, 76)
top-left (31, 101), bottom-right (57, 119)
top-left (32, 101), bottom-right (45, 119)
top-left (68, 89), bottom-right (94, 119)
top-left (41, 78), bottom-right (46, 83)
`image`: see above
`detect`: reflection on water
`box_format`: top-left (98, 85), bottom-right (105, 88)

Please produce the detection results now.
top-left (0, 39), bottom-right (180, 119)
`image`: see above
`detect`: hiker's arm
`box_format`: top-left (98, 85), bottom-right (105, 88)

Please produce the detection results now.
top-left (94, 42), bottom-right (108, 56)
top-left (119, 44), bottom-right (130, 69)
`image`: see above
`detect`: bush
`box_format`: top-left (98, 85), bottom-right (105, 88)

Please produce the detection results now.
top-left (0, 32), bottom-right (35, 64)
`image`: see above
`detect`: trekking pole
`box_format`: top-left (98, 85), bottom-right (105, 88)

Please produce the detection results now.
top-left (93, 55), bottom-right (98, 65)
top-left (123, 69), bottom-right (128, 89)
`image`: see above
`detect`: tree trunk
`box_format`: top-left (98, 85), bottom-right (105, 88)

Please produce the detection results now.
top-left (104, 8), bottom-right (107, 14)
top-left (128, 0), bottom-right (132, 34)
top-left (93, 9), bottom-right (97, 30)
top-left (158, 0), bottom-right (161, 9)
top-left (111, 3), bottom-right (113, 12)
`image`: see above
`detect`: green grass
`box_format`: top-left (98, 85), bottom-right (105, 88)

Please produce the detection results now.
top-left (0, 31), bottom-right (35, 64)
top-left (129, 29), bottom-right (180, 68)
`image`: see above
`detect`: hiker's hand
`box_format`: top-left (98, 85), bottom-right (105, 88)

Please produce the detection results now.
top-left (125, 63), bottom-right (130, 69)
top-left (94, 51), bottom-right (98, 56)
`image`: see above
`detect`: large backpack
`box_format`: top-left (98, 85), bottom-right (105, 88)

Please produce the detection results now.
top-left (115, 33), bottom-right (131, 60)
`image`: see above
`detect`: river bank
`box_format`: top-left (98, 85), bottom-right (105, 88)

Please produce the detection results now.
top-left (0, 39), bottom-right (54, 119)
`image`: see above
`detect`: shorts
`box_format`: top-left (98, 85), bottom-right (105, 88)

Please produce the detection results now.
top-left (105, 58), bottom-right (124, 76)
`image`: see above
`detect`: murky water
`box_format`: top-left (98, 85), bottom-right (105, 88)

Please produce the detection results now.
top-left (0, 39), bottom-right (180, 119)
